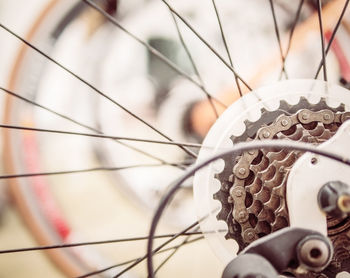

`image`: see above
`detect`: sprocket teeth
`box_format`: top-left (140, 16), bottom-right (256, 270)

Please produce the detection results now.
top-left (264, 171), bottom-right (283, 191)
top-left (245, 177), bottom-right (262, 194)
top-left (318, 129), bottom-right (333, 141)
top-left (297, 97), bottom-right (309, 107)
top-left (213, 95), bottom-right (348, 267)
top-left (265, 149), bottom-right (288, 162)
top-left (279, 99), bottom-right (292, 111)
top-left (251, 156), bottom-right (269, 172)
top-left (257, 163), bottom-right (276, 181)
top-left (325, 123), bottom-right (341, 132)
top-left (306, 123), bottom-right (325, 136)
top-left (213, 190), bottom-right (229, 202)
top-left (275, 151), bottom-right (299, 168)
top-left (216, 206), bottom-right (230, 221)
top-left (204, 83), bottom-right (350, 277)
top-left (224, 233), bottom-right (231, 240)
top-left (312, 97), bottom-right (345, 112)
top-left (214, 173), bottom-right (222, 183)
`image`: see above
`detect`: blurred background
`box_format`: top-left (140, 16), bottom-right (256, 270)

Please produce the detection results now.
top-left (0, 2), bottom-right (65, 277)
top-left (0, 1), bottom-right (349, 277)
top-left (0, 1), bottom-right (223, 277)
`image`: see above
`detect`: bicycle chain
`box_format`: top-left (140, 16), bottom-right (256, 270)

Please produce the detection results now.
top-left (214, 97), bottom-right (350, 276)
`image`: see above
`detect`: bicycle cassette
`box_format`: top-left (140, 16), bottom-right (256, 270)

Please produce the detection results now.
top-left (193, 79), bottom-right (350, 277)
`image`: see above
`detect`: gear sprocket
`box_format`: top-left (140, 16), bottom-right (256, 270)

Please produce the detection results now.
top-left (213, 97), bottom-right (350, 277)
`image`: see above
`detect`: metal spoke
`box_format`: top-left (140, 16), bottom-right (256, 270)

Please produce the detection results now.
top-left (113, 221), bottom-right (199, 278)
top-left (169, 11), bottom-right (219, 118)
top-left (170, 12), bottom-right (204, 87)
top-left (314, 0), bottom-right (350, 79)
top-left (211, 0), bottom-right (243, 97)
top-left (83, 0), bottom-right (250, 91)
top-left (153, 227), bottom-right (200, 275)
top-left (159, 0), bottom-right (252, 91)
top-left (0, 86), bottom-right (185, 169)
top-left (0, 24), bottom-right (197, 158)
top-left (0, 163), bottom-right (200, 180)
top-left (0, 232), bottom-right (202, 254)
top-left (0, 124), bottom-right (204, 149)
top-left (268, 0), bottom-right (288, 79)
top-left (82, 0), bottom-right (227, 110)
top-left (153, 243), bottom-right (181, 275)
top-left (280, 0), bottom-right (305, 79)
top-left (5, 1), bottom-right (350, 277)
top-left (146, 140), bottom-right (350, 277)
top-left (76, 236), bottom-right (204, 278)
top-left (316, 0), bottom-right (328, 81)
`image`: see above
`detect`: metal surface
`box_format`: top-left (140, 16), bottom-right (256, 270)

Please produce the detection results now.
top-left (222, 227), bottom-right (333, 278)
top-left (214, 98), bottom-right (347, 249)
top-left (286, 120), bottom-right (350, 277)
top-left (297, 236), bottom-right (332, 272)
top-left (212, 95), bottom-right (350, 276)
top-left (222, 253), bottom-right (278, 278)
top-left (193, 80), bottom-right (350, 266)
top-left (318, 181), bottom-right (350, 216)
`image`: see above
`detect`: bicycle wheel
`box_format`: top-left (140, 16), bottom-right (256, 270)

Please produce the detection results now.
top-left (1, 0), bottom-right (350, 277)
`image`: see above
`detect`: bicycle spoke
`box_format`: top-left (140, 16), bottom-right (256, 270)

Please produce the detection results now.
top-left (280, 0), bottom-right (305, 79)
top-left (0, 24), bottom-right (197, 158)
top-left (316, 0), bottom-right (328, 81)
top-left (0, 124), bottom-right (204, 149)
top-left (146, 140), bottom-right (350, 277)
top-left (169, 11), bottom-right (219, 118)
top-left (0, 232), bottom-right (202, 254)
top-left (77, 236), bottom-right (204, 278)
top-left (0, 87), bottom-right (184, 168)
top-left (211, 0), bottom-right (243, 97)
top-left (0, 163), bottom-right (201, 180)
top-left (114, 221), bottom-right (199, 278)
top-left (160, 0), bottom-right (252, 92)
top-left (82, 0), bottom-right (227, 110)
top-left (153, 227), bottom-right (199, 275)
top-left (170, 13), bottom-right (204, 87)
top-left (153, 243), bottom-right (183, 275)
top-left (4, 2), bottom-right (350, 277)
top-left (314, 0), bottom-right (350, 79)
top-left (268, 0), bottom-right (288, 79)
